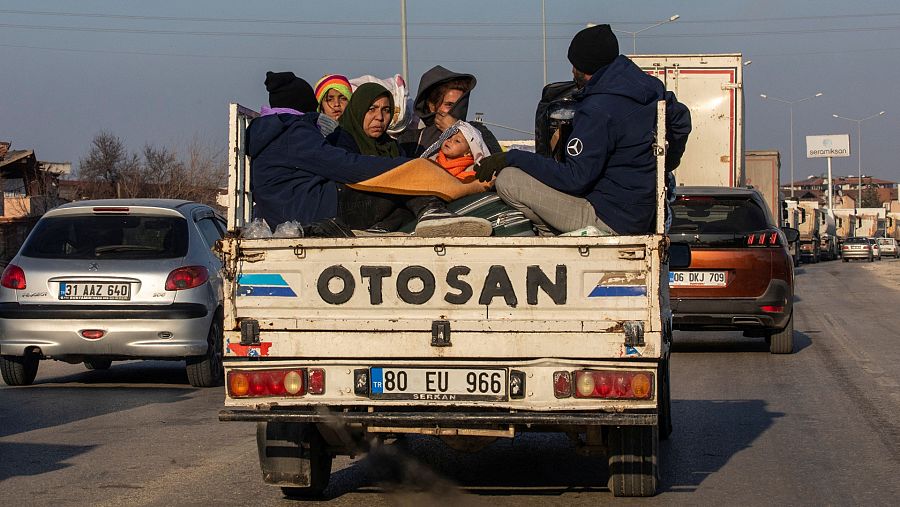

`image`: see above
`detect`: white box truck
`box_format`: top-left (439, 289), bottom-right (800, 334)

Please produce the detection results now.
top-left (632, 54), bottom-right (744, 188)
top-left (217, 103), bottom-right (684, 498)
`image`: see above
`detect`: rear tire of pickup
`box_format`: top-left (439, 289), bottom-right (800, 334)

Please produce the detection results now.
top-left (279, 425), bottom-right (333, 499)
top-left (84, 358), bottom-right (112, 370)
top-left (607, 425), bottom-right (659, 497)
top-left (768, 312), bottom-right (794, 354)
top-left (0, 353), bottom-right (39, 386)
top-left (185, 316), bottom-right (223, 387)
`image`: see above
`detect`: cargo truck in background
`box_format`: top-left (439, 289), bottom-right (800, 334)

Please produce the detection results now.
top-left (886, 212), bottom-right (900, 240)
top-left (833, 208), bottom-right (857, 246)
top-left (797, 202), bottom-right (822, 263)
top-left (855, 210), bottom-right (883, 238)
top-left (744, 151), bottom-right (780, 220)
top-left (783, 199), bottom-right (804, 266)
top-left (217, 102), bottom-right (686, 498)
top-left (819, 211), bottom-right (838, 261)
top-left (633, 54), bottom-right (744, 188)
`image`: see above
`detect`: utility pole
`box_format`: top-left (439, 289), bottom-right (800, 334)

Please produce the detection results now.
top-left (400, 0), bottom-right (409, 82)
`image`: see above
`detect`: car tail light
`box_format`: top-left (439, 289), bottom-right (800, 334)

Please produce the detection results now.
top-left (760, 305), bottom-right (784, 313)
top-left (553, 371), bottom-right (572, 398)
top-left (1, 264), bottom-right (26, 290)
top-left (165, 266), bottom-right (209, 290)
top-left (572, 370), bottom-right (654, 399)
top-left (80, 329), bottom-right (106, 340)
top-left (228, 368), bottom-right (307, 398)
top-left (746, 230), bottom-right (781, 247)
top-left (308, 368), bottom-right (326, 394)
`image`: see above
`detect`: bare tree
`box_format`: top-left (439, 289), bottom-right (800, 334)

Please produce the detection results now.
top-left (75, 132), bottom-right (225, 204)
top-left (77, 131), bottom-right (140, 198)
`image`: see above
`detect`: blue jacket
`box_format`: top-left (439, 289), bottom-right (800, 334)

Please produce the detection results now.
top-left (246, 111), bottom-right (409, 227)
top-left (505, 55), bottom-right (691, 234)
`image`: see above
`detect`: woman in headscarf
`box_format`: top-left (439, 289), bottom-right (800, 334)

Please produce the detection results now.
top-left (329, 82), bottom-right (400, 157)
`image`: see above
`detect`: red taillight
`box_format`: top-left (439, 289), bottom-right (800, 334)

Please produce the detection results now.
top-left (80, 329), bottom-right (106, 340)
top-left (760, 305), bottom-right (785, 313)
top-left (228, 369), bottom-right (307, 398)
top-left (93, 207), bottom-right (130, 213)
top-left (746, 230), bottom-right (781, 247)
top-left (165, 266), bottom-right (209, 291)
top-left (1, 264), bottom-right (26, 290)
top-left (572, 370), bottom-right (654, 399)
top-left (308, 368), bottom-right (326, 394)
top-left (553, 371), bottom-right (572, 398)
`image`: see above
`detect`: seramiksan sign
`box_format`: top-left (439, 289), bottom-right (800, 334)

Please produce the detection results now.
top-left (806, 134), bottom-right (851, 158)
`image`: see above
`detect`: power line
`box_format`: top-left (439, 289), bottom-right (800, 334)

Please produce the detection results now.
top-left (2, 8), bottom-right (900, 26)
top-left (5, 41), bottom-right (900, 63)
top-left (0, 43), bottom-right (541, 62)
top-left (4, 22), bottom-right (900, 40)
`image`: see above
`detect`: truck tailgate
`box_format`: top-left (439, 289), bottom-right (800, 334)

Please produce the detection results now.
top-left (223, 235), bottom-right (667, 360)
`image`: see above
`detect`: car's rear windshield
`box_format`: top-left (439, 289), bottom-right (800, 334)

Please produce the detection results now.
top-left (844, 237), bottom-right (869, 244)
top-left (21, 214), bottom-right (188, 259)
top-left (671, 196), bottom-right (769, 234)
top-left (877, 238), bottom-right (894, 244)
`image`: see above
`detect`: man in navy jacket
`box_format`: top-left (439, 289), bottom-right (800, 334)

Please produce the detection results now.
top-left (476, 24), bottom-right (692, 236)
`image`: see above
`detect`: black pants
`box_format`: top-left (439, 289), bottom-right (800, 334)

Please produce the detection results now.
top-left (336, 185), bottom-right (440, 231)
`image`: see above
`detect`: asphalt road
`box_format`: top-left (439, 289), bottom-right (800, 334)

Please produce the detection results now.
top-left (3, 258), bottom-right (900, 506)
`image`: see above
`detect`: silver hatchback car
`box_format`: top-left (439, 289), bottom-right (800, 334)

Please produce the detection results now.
top-left (0, 199), bottom-right (225, 387)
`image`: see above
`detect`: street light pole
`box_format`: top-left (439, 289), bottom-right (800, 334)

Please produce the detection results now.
top-left (759, 92), bottom-right (824, 198)
top-left (832, 111), bottom-right (886, 209)
top-left (541, 0), bottom-right (547, 85)
top-left (613, 14), bottom-right (680, 54)
top-left (400, 0), bottom-right (409, 82)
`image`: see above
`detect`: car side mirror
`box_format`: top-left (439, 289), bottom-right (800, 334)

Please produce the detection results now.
top-left (782, 227), bottom-right (800, 243)
top-left (668, 242), bottom-right (691, 269)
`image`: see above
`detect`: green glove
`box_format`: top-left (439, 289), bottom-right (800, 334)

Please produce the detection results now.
top-left (474, 152), bottom-right (509, 182)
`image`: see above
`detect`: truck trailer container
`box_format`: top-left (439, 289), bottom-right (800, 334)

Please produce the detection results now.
top-left (632, 54), bottom-right (744, 188)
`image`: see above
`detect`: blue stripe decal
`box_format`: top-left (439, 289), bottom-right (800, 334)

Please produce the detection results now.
top-left (588, 285), bottom-right (647, 297)
top-left (370, 368), bottom-right (384, 394)
top-left (237, 273), bottom-right (290, 286)
top-left (237, 285), bottom-right (297, 297)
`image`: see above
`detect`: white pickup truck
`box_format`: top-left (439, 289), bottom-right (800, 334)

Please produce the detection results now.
top-left (218, 102), bottom-right (685, 498)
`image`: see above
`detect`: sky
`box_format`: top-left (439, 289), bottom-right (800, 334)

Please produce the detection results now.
top-left (2, 0), bottom-right (900, 185)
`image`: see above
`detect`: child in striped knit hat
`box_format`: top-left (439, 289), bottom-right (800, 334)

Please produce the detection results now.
top-left (314, 74), bottom-right (353, 121)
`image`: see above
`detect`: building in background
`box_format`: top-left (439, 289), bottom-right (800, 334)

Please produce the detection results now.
top-left (782, 175), bottom-right (897, 208)
top-left (0, 141), bottom-right (70, 262)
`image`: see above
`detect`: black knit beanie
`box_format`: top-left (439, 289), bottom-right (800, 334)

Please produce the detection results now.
top-left (567, 24), bottom-right (619, 75)
top-left (265, 71), bottom-right (317, 113)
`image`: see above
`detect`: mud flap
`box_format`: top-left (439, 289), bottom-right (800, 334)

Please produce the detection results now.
top-left (256, 421), bottom-right (329, 488)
